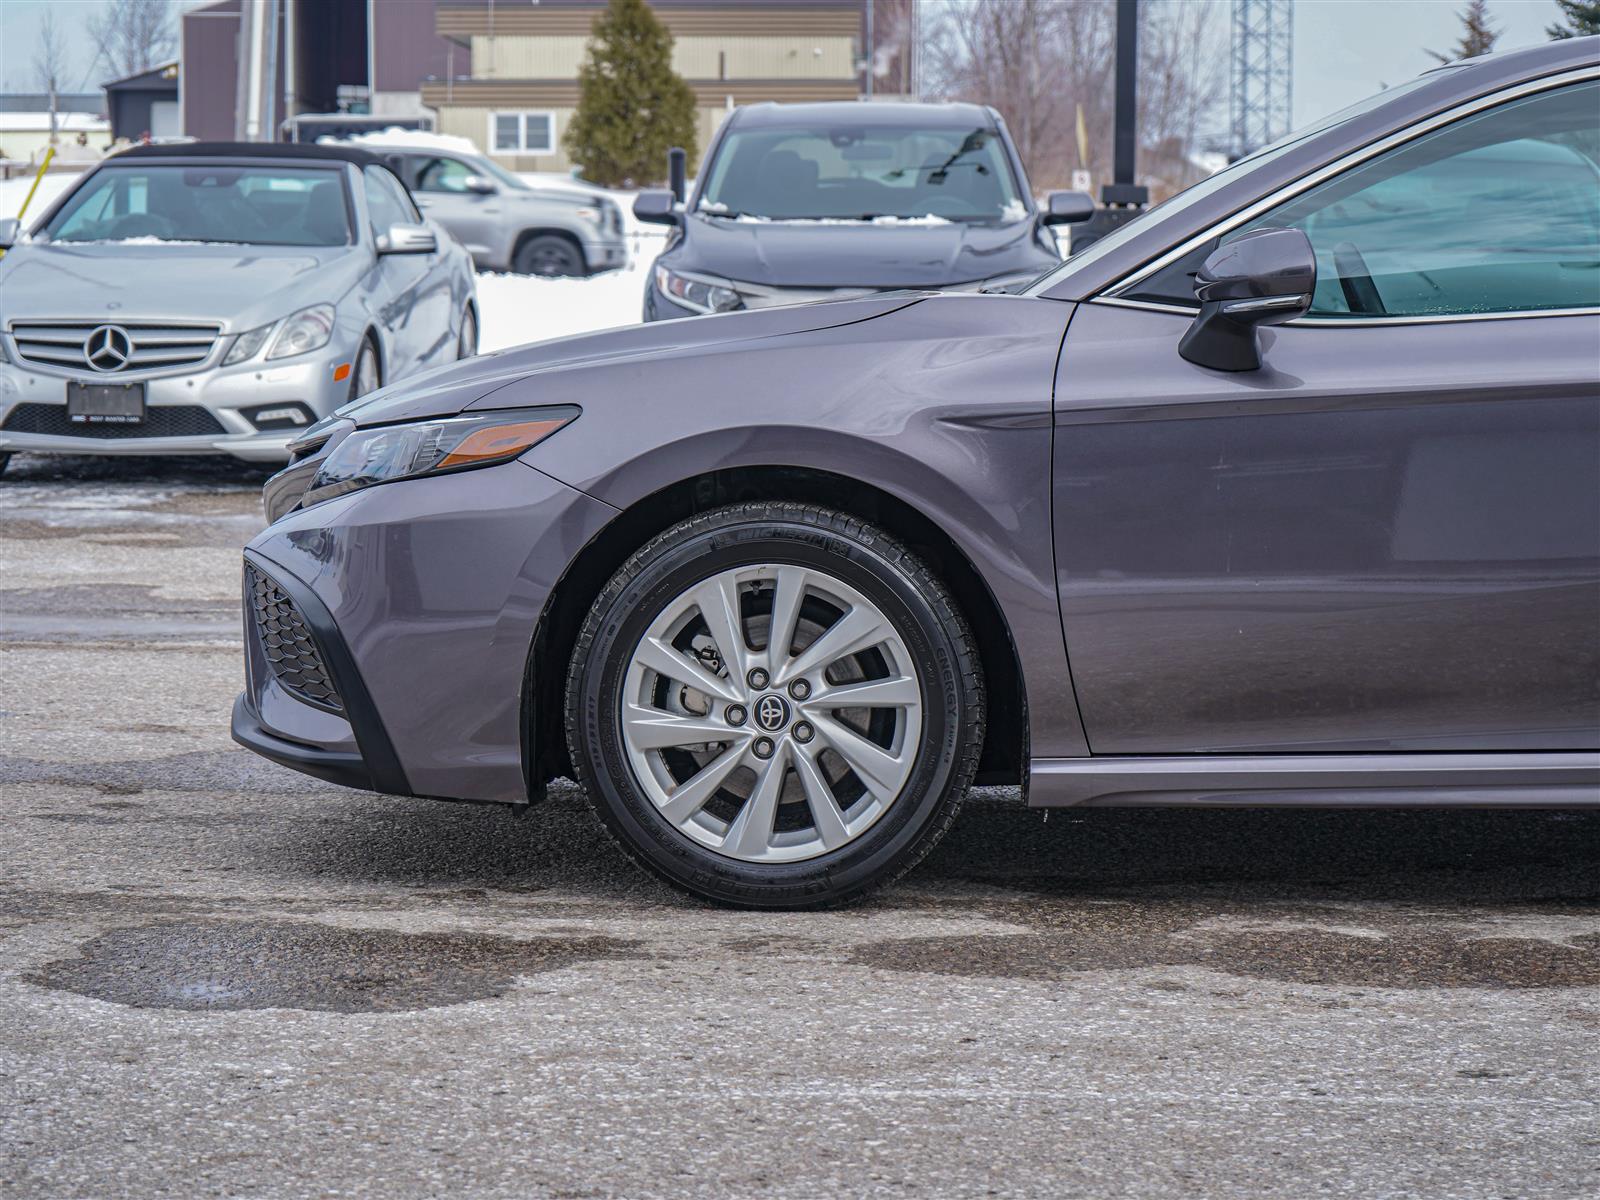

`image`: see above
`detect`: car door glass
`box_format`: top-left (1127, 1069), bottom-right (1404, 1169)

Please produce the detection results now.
top-left (415, 157), bottom-right (474, 194)
top-left (1127, 80), bottom-right (1600, 317)
top-left (363, 165), bottom-right (421, 237)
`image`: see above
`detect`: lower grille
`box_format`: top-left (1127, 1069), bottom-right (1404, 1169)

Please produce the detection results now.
top-left (246, 564), bottom-right (344, 713)
top-left (2, 403), bottom-right (226, 439)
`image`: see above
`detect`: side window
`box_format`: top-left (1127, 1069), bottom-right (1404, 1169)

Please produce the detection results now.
top-left (414, 156), bottom-right (473, 194)
top-left (1129, 81), bottom-right (1600, 317)
top-left (362, 165), bottom-right (420, 236)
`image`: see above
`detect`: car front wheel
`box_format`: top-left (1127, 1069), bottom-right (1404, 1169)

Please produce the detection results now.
top-left (566, 503), bottom-right (983, 907)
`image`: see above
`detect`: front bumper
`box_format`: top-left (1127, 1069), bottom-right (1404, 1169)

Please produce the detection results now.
top-left (0, 353), bottom-right (353, 463)
top-left (234, 457), bottom-right (620, 804)
top-left (582, 235), bottom-right (628, 272)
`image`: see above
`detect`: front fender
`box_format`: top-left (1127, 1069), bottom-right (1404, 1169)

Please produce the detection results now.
top-left (519, 293), bottom-right (1092, 759)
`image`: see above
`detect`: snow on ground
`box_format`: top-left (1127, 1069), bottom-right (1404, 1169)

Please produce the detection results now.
top-left (0, 169), bottom-right (79, 220)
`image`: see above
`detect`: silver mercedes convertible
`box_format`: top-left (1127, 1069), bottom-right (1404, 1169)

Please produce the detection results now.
top-left (0, 142), bottom-right (477, 476)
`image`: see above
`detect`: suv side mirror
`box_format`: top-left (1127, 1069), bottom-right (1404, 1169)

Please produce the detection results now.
top-left (633, 189), bottom-right (681, 227)
top-left (462, 174), bottom-right (496, 195)
top-left (1178, 227), bottom-right (1316, 372)
top-left (377, 223), bottom-right (437, 255)
top-left (1041, 191), bottom-right (1095, 226)
top-left (0, 218), bottom-right (20, 249)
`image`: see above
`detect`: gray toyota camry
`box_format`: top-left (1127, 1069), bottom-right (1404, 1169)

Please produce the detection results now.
top-left (0, 143), bottom-right (477, 474)
top-left (236, 38), bottom-right (1600, 907)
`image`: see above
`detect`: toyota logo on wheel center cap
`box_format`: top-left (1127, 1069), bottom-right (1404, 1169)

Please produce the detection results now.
top-left (755, 694), bottom-right (790, 732)
top-left (84, 324), bottom-right (133, 372)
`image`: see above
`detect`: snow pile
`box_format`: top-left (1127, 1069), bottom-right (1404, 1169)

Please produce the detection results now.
top-left (328, 127), bottom-right (482, 156)
top-left (474, 256), bottom-right (652, 353)
top-left (0, 170), bottom-right (79, 221)
top-left (716, 212), bottom-right (954, 226)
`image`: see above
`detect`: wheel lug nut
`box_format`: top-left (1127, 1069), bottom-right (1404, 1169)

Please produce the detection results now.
top-left (793, 721), bottom-right (814, 744)
top-left (747, 668), bottom-right (770, 689)
top-left (725, 704), bottom-right (746, 727)
top-left (752, 736), bottom-right (775, 759)
top-left (788, 678), bottom-right (811, 701)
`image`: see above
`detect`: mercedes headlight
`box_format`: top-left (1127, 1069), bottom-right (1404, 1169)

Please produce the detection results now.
top-left (301, 407), bottom-right (579, 508)
top-left (265, 303), bottom-right (337, 361)
top-left (655, 264), bottom-right (743, 314)
top-left (223, 324), bottom-right (273, 365)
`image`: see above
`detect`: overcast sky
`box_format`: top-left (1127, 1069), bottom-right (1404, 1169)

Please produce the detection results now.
top-left (0, 0), bottom-right (1573, 127)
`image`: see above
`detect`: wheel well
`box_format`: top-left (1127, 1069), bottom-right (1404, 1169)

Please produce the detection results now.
top-left (512, 228), bottom-right (586, 270)
top-left (524, 466), bottom-right (1026, 799)
top-left (361, 328), bottom-right (383, 387)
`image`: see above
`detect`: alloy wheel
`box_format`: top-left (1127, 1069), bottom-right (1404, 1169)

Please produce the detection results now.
top-left (618, 563), bottom-right (923, 864)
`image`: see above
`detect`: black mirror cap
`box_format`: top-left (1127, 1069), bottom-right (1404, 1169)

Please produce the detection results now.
top-left (1179, 227), bottom-right (1316, 372)
top-left (633, 189), bottom-right (681, 226)
top-left (1041, 190), bottom-right (1096, 226)
top-left (463, 174), bottom-right (497, 195)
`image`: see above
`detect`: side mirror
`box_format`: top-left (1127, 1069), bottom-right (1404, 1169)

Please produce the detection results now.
top-left (0, 218), bottom-right (20, 249)
top-left (1178, 227), bottom-right (1316, 372)
top-left (462, 174), bottom-right (496, 195)
top-left (1041, 191), bottom-right (1095, 226)
top-left (633, 189), bottom-right (681, 227)
top-left (377, 223), bottom-right (437, 255)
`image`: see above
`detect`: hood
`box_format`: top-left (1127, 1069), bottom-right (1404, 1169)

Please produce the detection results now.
top-left (676, 214), bottom-right (1054, 288)
top-left (339, 293), bottom-right (926, 427)
top-left (0, 241), bottom-right (367, 330)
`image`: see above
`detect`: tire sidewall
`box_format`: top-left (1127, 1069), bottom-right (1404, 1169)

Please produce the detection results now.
top-left (572, 512), bottom-right (972, 906)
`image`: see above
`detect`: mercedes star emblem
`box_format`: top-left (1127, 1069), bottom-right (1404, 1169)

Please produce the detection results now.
top-left (84, 324), bottom-right (134, 372)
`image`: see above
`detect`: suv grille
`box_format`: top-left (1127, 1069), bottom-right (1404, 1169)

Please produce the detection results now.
top-left (246, 564), bottom-right (344, 713)
top-left (9, 321), bottom-right (221, 372)
top-left (1, 403), bottom-right (226, 439)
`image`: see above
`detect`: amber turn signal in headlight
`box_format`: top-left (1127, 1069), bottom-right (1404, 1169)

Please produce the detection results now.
top-left (302, 406), bottom-right (579, 508)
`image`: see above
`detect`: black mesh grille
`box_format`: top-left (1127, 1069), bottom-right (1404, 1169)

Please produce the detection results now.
top-left (246, 564), bottom-right (344, 713)
top-left (2, 403), bottom-right (226, 439)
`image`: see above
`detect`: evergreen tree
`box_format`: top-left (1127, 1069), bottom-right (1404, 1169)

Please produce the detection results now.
top-left (1427, 0), bottom-right (1499, 63)
top-left (1547, 0), bottom-right (1600, 38)
top-left (563, 0), bottom-right (698, 187)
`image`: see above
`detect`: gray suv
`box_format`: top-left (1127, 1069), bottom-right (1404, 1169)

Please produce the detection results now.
top-left (384, 148), bottom-right (627, 277)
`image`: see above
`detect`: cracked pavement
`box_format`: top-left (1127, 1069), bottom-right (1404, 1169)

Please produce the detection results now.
top-left (2, 454), bottom-right (1597, 1199)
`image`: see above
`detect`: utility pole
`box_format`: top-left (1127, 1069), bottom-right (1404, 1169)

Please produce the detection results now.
top-left (1230, 0), bottom-right (1294, 159)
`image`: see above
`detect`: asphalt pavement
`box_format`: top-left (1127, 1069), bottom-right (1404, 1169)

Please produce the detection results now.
top-left (2, 453), bottom-right (1597, 1200)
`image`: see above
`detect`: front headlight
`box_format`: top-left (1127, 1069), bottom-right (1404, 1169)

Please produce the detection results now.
top-left (301, 407), bottom-right (579, 508)
top-left (654, 264), bottom-right (743, 314)
top-left (265, 304), bottom-right (336, 361)
top-left (223, 324), bottom-right (273, 366)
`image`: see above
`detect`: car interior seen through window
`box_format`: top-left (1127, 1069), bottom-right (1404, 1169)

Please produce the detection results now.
top-left (45, 165), bottom-right (353, 247)
top-left (1125, 81), bottom-right (1600, 318)
top-left (698, 124), bottom-right (1029, 224)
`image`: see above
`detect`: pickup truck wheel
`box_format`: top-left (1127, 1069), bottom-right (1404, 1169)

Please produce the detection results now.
top-left (514, 235), bottom-right (585, 278)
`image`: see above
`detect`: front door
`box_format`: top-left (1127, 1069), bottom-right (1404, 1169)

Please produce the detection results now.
top-left (1051, 78), bottom-right (1600, 755)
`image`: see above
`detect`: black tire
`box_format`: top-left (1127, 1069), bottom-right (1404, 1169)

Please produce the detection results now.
top-left (348, 338), bottom-right (381, 401)
top-left (513, 234), bottom-right (585, 277)
top-left (565, 502), bottom-right (984, 908)
top-left (458, 307), bottom-right (478, 360)
top-left (0, 452), bottom-right (10, 479)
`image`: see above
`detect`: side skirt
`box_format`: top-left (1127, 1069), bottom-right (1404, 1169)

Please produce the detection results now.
top-left (1027, 752), bottom-right (1600, 808)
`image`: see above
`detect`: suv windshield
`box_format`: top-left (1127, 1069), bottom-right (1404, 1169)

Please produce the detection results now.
top-left (43, 164), bottom-right (352, 247)
top-left (698, 123), bottom-right (1027, 224)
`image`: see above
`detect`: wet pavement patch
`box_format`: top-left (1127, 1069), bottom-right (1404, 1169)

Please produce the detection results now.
top-left (848, 903), bottom-right (1600, 990)
top-left (29, 920), bottom-right (640, 1013)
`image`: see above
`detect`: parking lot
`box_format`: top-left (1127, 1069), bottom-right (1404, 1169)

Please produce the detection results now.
top-left (0, 454), bottom-right (1596, 1198)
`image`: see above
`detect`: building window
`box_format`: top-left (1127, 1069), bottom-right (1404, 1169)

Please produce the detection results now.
top-left (489, 111), bottom-right (554, 155)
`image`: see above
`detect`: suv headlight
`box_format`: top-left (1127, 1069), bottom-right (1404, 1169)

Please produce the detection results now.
top-left (301, 407), bottom-right (579, 509)
top-left (266, 304), bottom-right (336, 361)
top-left (655, 264), bottom-right (743, 314)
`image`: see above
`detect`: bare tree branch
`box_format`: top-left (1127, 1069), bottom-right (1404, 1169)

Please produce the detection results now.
top-left (88, 0), bottom-right (178, 81)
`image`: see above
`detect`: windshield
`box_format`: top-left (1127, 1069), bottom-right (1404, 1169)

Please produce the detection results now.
top-left (698, 123), bottom-right (1028, 223)
top-left (43, 164), bottom-right (352, 247)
